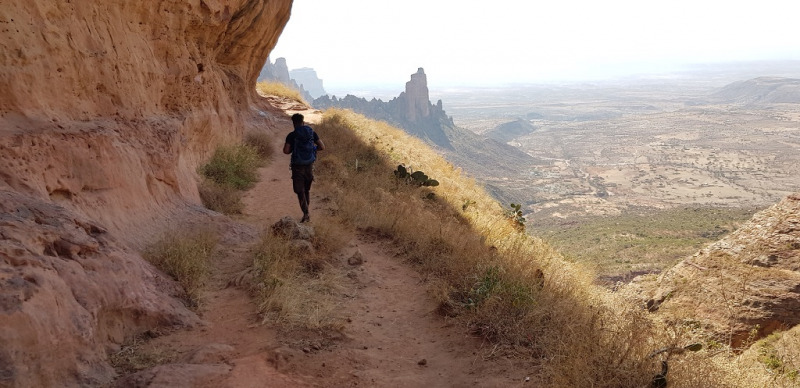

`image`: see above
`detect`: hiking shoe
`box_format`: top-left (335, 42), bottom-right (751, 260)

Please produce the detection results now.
top-left (300, 214), bottom-right (310, 223)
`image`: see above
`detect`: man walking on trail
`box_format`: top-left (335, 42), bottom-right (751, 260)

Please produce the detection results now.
top-left (283, 113), bottom-right (325, 223)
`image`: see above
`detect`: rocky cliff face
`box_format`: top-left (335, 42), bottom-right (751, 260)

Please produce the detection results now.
top-left (638, 193), bottom-right (800, 347)
top-left (272, 57), bottom-right (293, 84)
top-left (258, 56), bottom-right (315, 101)
top-left (397, 67), bottom-right (431, 122)
top-left (289, 67), bottom-right (326, 98)
top-left (0, 1), bottom-right (292, 386)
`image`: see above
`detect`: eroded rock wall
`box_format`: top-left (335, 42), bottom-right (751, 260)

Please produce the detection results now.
top-left (0, 1), bottom-right (293, 386)
top-left (1, 0), bottom-right (292, 234)
top-left (639, 193), bottom-right (800, 347)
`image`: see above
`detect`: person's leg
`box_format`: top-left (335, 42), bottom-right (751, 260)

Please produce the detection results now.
top-left (304, 178), bottom-right (312, 208)
top-left (292, 165), bottom-right (313, 222)
top-left (291, 166), bottom-right (309, 218)
top-left (303, 165), bottom-right (314, 222)
top-left (302, 166), bottom-right (314, 222)
top-left (292, 177), bottom-right (309, 217)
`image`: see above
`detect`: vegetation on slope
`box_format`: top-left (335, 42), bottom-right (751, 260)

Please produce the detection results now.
top-left (143, 229), bottom-right (218, 307)
top-left (198, 141), bottom-right (266, 214)
top-left (743, 328), bottom-right (800, 385)
top-left (297, 108), bottom-right (765, 387)
top-left (531, 207), bottom-right (758, 280)
top-left (235, 100), bottom-right (786, 386)
top-left (256, 81), bottom-right (307, 105)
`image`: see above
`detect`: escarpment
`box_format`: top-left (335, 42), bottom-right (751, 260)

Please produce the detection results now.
top-left (638, 192), bottom-right (800, 347)
top-left (0, 1), bottom-right (292, 386)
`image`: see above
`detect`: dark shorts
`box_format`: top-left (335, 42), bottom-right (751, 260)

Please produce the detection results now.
top-left (291, 164), bottom-right (313, 193)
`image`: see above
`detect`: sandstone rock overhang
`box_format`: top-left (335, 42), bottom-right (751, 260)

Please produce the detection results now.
top-left (0, 1), bottom-right (293, 386)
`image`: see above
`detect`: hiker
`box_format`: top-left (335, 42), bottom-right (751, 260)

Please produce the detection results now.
top-left (283, 113), bottom-right (325, 223)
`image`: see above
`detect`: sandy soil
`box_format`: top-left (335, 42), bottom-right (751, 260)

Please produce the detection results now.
top-left (120, 110), bottom-right (532, 387)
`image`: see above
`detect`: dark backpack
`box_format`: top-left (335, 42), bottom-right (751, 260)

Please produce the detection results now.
top-left (291, 125), bottom-right (316, 165)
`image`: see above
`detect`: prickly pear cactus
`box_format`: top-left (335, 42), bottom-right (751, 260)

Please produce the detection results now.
top-left (394, 164), bottom-right (440, 187)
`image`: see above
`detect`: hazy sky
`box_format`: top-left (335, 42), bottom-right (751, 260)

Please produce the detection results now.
top-left (271, 0), bottom-right (800, 90)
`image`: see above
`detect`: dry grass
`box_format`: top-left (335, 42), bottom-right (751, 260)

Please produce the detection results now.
top-left (245, 130), bottom-right (274, 160)
top-left (198, 179), bottom-right (244, 214)
top-left (256, 81), bottom-right (307, 105)
top-left (309, 212), bottom-right (352, 256)
top-left (198, 143), bottom-right (265, 214)
top-left (143, 229), bottom-right (218, 307)
top-left (307, 108), bottom-right (761, 387)
top-left (109, 334), bottom-right (177, 375)
top-left (739, 328), bottom-right (800, 386)
top-left (199, 144), bottom-right (262, 190)
top-left (250, 231), bottom-right (345, 330)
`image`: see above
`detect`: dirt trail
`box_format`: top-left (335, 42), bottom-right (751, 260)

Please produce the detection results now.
top-left (281, 238), bottom-right (529, 387)
top-left (122, 111), bottom-right (530, 387)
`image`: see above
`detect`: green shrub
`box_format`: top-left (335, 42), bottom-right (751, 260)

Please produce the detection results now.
top-left (200, 144), bottom-right (261, 190)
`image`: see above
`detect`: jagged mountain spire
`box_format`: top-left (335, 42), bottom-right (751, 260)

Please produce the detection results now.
top-left (399, 67), bottom-right (431, 122)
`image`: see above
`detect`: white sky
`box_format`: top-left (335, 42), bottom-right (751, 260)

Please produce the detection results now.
top-left (270, 0), bottom-right (800, 90)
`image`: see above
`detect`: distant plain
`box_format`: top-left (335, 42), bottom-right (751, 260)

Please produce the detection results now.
top-left (434, 73), bottom-right (800, 279)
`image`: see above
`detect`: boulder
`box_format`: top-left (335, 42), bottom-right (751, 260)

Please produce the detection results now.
top-left (271, 216), bottom-right (315, 241)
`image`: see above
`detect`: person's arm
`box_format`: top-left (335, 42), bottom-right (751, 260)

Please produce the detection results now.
top-left (315, 138), bottom-right (325, 151)
top-left (283, 132), bottom-right (293, 154)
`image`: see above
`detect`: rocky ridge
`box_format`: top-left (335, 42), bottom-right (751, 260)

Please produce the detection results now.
top-left (486, 118), bottom-right (537, 143)
top-left (258, 57), bottom-right (325, 101)
top-left (314, 67), bottom-right (454, 148)
top-left (711, 77), bottom-right (800, 105)
top-left (312, 67), bottom-right (544, 205)
top-left (636, 193), bottom-right (800, 347)
top-left (289, 67), bottom-right (326, 99)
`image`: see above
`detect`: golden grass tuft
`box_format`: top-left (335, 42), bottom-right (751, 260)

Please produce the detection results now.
top-left (308, 108), bottom-right (756, 387)
top-left (256, 81), bottom-right (307, 105)
top-left (250, 231), bottom-right (344, 330)
top-left (198, 179), bottom-right (244, 214)
top-left (143, 229), bottom-right (218, 307)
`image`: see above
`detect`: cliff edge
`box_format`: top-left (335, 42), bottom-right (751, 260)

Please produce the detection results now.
top-left (636, 193), bottom-right (800, 348)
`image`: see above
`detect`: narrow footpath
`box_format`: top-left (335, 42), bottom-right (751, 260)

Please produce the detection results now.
top-left (119, 110), bottom-right (532, 387)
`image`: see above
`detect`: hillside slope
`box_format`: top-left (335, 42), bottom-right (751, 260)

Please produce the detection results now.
top-left (0, 1), bottom-right (292, 386)
top-left (637, 192), bottom-right (800, 347)
top-left (711, 77), bottom-right (800, 104)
